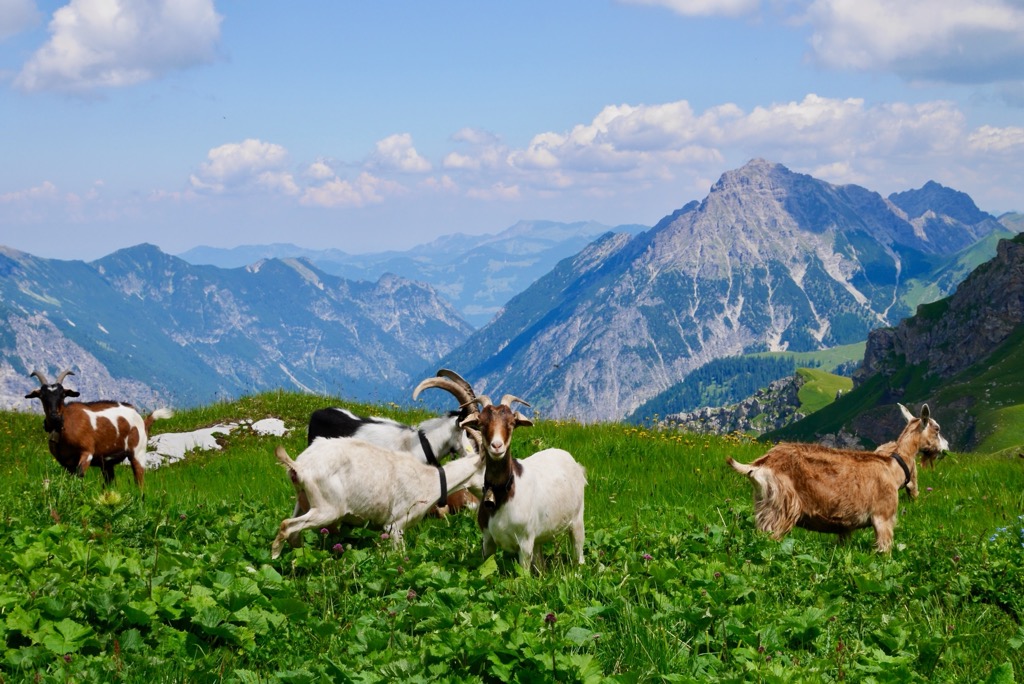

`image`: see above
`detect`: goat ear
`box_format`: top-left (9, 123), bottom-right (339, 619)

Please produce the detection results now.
top-left (24, 390), bottom-right (40, 399)
top-left (460, 414), bottom-right (480, 430)
top-left (898, 403), bottom-right (915, 423)
top-left (64, 389), bottom-right (81, 398)
top-left (918, 404), bottom-right (930, 423)
top-left (514, 413), bottom-right (534, 428)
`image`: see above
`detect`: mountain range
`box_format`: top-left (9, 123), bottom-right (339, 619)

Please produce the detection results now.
top-left (179, 220), bottom-right (645, 328)
top-left (0, 245), bottom-right (469, 411)
top-left (438, 159), bottom-right (1009, 421)
top-left (0, 159), bottom-right (1016, 419)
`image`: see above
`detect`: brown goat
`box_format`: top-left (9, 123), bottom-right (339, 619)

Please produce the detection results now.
top-left (727, 404), bottom-right (949, 552)
top-left (25, 370), bottom-right (172, 488)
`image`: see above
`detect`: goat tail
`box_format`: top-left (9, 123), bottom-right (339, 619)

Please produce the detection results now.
top-left (728, 457), bottom-right (799, 539)
top-left (145, 408), bottom-right (174, 431)
top-left (275, 446), bottom-right (302, 487)
top-left (726, 456), bottom-right (754, 476)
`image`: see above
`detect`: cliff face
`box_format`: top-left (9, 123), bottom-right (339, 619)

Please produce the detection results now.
top-left (662, 374), bottom-right (806, 436)
top-left (857, 235), bottom-right (1024, 384)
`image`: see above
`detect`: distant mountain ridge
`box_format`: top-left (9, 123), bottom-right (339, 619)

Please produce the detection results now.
top-left (0, 245), bottom-right (471, 410)
top-left (437, 159), bottom-right (1007, 422)
top-left (179, 220), bottom-right (646, 328)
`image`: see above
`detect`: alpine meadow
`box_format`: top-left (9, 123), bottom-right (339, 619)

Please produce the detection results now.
top-left (1, 391), bottom-right (1022, 682)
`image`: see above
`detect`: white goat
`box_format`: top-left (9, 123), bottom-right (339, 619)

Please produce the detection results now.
top-left (307, 369), bottom-right (478, 465)
top-left (461, 394), bottom-right (587, 572)
top-left (271, 437), bottom-right (485, 558)
top-left (304, 369), bottom-right (482, 514)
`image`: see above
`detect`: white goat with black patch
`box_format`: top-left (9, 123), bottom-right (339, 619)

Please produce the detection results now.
top-left (461, 394), bottom-right (587, 572)
top-left (271, 437), bottom-right (485, 558)
top-left (304, 369), bottom-right (481, 514)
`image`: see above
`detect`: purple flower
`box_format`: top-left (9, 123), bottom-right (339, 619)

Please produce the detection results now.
top-left (407, 589), bottom-right (417, 602)
top-left (380, 532), bottom-right (390, 540)
top-left (642, 553), bottom-right (653, 561)
top-left (179, 513), bottom-right (187, 520)
top-left (319, 528), bottom-right (330, 535)
top-left (545, 612), bottom-right (557, 625)
top-left (332, 543), bottom-right (344, 554)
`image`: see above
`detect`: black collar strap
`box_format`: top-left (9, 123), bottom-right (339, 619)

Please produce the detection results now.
top-left (892, 453), bottom-right (911, 489)
top-left (417, 430), bottom-right (440, 466)
top-left (435, 465), bottom-right (448, 508)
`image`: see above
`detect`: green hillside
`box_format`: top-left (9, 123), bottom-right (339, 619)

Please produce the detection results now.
top-left (1, 392), bottom-right (1022, 681)
top-left (796, 367), bottom-right (854, 414)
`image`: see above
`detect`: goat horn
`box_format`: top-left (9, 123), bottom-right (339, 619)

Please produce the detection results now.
top-left (499, 394), bottom-right (531, 409)
top-left (412, 376), bottom-right (474, 406)
top-left (29, 370), bottom-right (50, 385)
top-left (55, 369), bottom-right (74, 385)
top-left (461, 395), bottom-right (492, 410)
top-left (436, 369), bottom-right (475, 397)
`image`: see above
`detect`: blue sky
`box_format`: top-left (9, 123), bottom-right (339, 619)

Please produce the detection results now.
top-left (2, 0), bottom-right (1023, 261)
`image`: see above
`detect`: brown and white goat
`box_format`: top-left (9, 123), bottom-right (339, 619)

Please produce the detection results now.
top-left (726, 404), bottom-right (948, 552)
top-left (461, 394), bottom-right (587, 572)
top-left (25, 370), bottom-right (172, 488)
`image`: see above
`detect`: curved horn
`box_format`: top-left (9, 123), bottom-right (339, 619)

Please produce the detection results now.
top-left (55, 369), bottom-right (74, 385)
top-left (437, 369), bottom-right (475, 397)
top-left (29, 370), bottom-right (50, 386)
top-left (499, 394), bottom-right (531, 409)
top-left (412, 377), bottom-right (474, 406)
top-left (461, 394), bottom-right (492, 410)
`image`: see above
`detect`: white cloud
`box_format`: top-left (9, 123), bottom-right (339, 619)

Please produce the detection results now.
top-left (620, 0), bottom-right (760, 18)
top-left (0, 180), bottom-right (58, 203)
top-left (968, 125), bottom-right (1024, 153)
top-left (301, 172), bottom-right (402, 208)
top-left (306, 161), bottom-right (336, 180)
top-left (804, 0), bottom-right (1024, 84)
top-left (190, 139), bottom-right (295, 195)
top-left (0, 0), bottom-right (39, 41)
top-left (14, 0), bottom-right (222, 93)
top-left (368, 133), bottom-right (432, 173)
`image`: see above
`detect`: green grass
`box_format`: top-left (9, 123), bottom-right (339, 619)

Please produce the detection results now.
top-left (796, 368), bottom-right (854, 415)
top-left (1, 393), bottom-right (1023, 682)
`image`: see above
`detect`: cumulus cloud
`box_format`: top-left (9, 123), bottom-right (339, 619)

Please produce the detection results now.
top-left (620, 0), bottom-right (760, 17)
top-left (14, 0), bottom-right (222, 93)
top-left (301, 172), bottom-right (401, 208)
top-left (0, 0), bottom-right (39, 41)
top-left (803, 0), bottom-right (1024, 84)
top-left (0, 180), bottom-right (58, 203)
top-left (190, 139), bottom-right (297, 195)
top-left (968, 125), bottom-right (1024, 153)
top-left (368, 133), bottom-right (432, 173)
